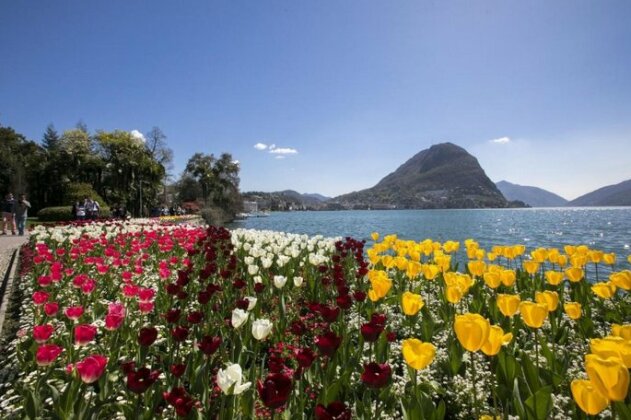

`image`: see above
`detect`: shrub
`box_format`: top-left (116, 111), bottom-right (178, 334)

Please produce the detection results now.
top-left (200, 206), bottom-right (232, 226)
top-left (63, 183), bottom-right (107, 207)
top-left (37, 206), bottom-right (111, 222)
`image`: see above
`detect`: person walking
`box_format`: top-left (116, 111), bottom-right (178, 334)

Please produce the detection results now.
top-left (2, 193), bottom-right (16, 235)
top-left (13, 193), bottom-right (31, 236)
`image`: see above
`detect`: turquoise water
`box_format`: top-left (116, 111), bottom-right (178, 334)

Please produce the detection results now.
top-left (235, 208), bottom-right (631, 255)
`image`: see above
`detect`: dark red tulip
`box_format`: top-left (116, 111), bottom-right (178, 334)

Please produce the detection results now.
top-left (186, 311), bottom-right (204, 324)
top-left (315, 331), bottom-right (341, 357)
top-left (319, 305), bottom-right (340, 323)
top-left (163, 387), bottom-right (195, 417)
top-left (290, 320), bottom-right (306, 336)
top-left (170, 363), bottom-right (186, 377)
top-left (315, 401), bottom-right (352, 420)
top-left (294, 348), bottom-right (316, 368)
top-left (138, 326), bottom-right (158, 347)
top-left (127, 367), bottom-right (160, 394)
top-left (254, 283), bottom-right (265, 294)
top-left (353, 291), bottom-right (367, 302)
top-left (198, 335), bottom-right (222, 355)
top-left (336, 294), bottom-right (353, 310)
top-left (257, 373), bottom-right (292, 409)
top-left (164, 309), bottom-right (181, 323)
top-left (361, 362), bottom-right (391, 389)
top-left (171, 326), bottom-right (189, 342)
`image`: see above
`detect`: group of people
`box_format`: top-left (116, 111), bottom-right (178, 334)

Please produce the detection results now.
top-left (71, 198), bottom-right (100, 220)
top-left (2, 193), bottom-right (31, 236)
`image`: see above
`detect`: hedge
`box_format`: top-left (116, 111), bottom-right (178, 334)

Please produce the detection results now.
top-left (37, 206), bottom-right (111, 222)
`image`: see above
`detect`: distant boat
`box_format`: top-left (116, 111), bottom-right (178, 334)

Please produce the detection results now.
top-left (252, 211), bottom-right (270, 217)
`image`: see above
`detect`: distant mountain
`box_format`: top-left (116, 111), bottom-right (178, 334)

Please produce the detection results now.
top-left (335, 143), bottom-right (513, 209)
top-left (567, 179), bottom-right (631, 206)
top-left (242, 190), bottom-right (329, 210)
top-left (496, 180), bottom-right (568, 207)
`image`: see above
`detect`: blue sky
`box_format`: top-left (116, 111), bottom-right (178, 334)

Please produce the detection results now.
top-left (1, 1), bottom-right (630, 200)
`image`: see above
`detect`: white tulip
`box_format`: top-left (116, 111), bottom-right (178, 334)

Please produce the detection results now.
top-left (231, 308), bottom-right (249, 329)
top-left (217, 363), bottom-right (252, 395)
top-left (245, 296), bottom-right (257, 311)
top-left (273, 275), bottom-right (287, 289)
top-left (253, 276), bottom-right (263, 284)
top-left (293, 276), bottom-right (304, 287)
top-left (251, 319), bottom-right (273, 340)
top-left (248, 265), bottom-right (259, 275)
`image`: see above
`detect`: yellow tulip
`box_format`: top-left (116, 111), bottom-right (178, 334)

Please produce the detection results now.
top-left (612, 324), bottom-right (631, 341)
top-left (564, 267), bottom-right (584, 283)
top-left (467, 260), bottom-right (486, 277)
top-left (368, 271), bottom-right (393, 301)
top-left (496, 294), bottom-right (521, 317)
top-left (585, 354), bottom-right (630, 401)
top-left (523, 260), bottom-right (540, 275)
top-left (591, 282), bottom-right (617, 299)
top-left (519, 301), bottom-right (548, 329)
top-left (609, 270), bottom-right (631, 290)
top-left (627, 255), bottom-right (631, 264)
top-left (434, 254), bottom-right (451, 272)
top-left (394, 256), bottom-right (408, 271)
top-left (401, 338), bottom-right (436, 370)
top-left (422, 264), bottom-right (440, 280)
top-left (603, 252), bottom-right (616, 265)
top-left (547, 248), bottom-right (560, 264)
top-left (590, 336), bottom-right (631, 368)
top-left (381, 255), bottom-right (395, 269)
top-left (474, 249), bottom-right (486, 260)
top-left (531, 248), bottom-right (548, 263)
top-left (370, 232), bottom-right (380, 241)
top-left (535, 291), bottom-right (559, 312)
top-left (499, 270), bottom-right (516, 287)
top-left (481, 325), bottom-right (513, 356)
top-left (512, 245), bottom-right (526, 257)
top-left (563, 302), bottom-right (581, 320)
top-left (576, 245), bottom-right (590, 255)
top-left (570, 255), bottom-right (587, 268)
top-left (454, 313), bottom-right (491, 352)
top-left (442, 240), bottom-right (460, 254)
top-left (483, 272), bottom-right (501, 289)
top-left (544, 270), bottom-right (564, 286)
top-left (486, 252), bottom-right (497, 262)
top-left (445, 285), bottom-right (464, 304)
top-left (406, 261), bottom-right (422, 280)
top-left (367, 249), bottom-right (381, 266)
top-left (589, 250), bottom-right (603, 264)
top-left (570, 379), bottom-right (609, 415)
top-left (401, 291), bottom-right (424, 316)
top-left (564, 245), bottom-right (576, 255)
top-left (556, 255), bottom-right (568, 267)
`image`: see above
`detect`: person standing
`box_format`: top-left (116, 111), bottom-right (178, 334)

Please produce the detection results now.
top-left (13, 193), bottom-right (30, 236)
top-left (2, 193), bottom-right (16, 235)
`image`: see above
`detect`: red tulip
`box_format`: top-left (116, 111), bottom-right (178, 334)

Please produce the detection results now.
top-left (315, 331), bottom-right (341, 357)
top-left (138, 326), bottom-right (158, 347)
top-left (33, 324), bottom-right (54, 343)
top-left (186, 311), bottom-right (204, 324)
top-left (315, 401), bottom-right (352, 420)
top-left (44, 302), bottom-right (59, 317)
top-left (138, 301), bottom-right (154, 314)
top-left (105, 314), bottom-right (124, 331)
top-left (360, 313), bottom-right (386, 342)
top-left (126, 367), bottom-right (160, 394)
top-left (170, 363), bottom-right (186, 377)
top-left (32, 291), bottom-right (49, 305)
top-left (319, 305), bottom-right (340, 323)
top-left (38, 275), bottom-right (53, 287)
top-left (171, 326), bottom-right (189, 342)
top-left (165, 309), bottom-right (181, 323)
top-left (361, 362), bottom-right (391, 388)
top-left (76, 355), bottom-right (108, 383)
top-left (36, 344), bottom-right (63, 366)
top-left (65, 305), bottom-right (84, 321)
top-left (74, 324), bottom-right (97, 346)
top-left (257, 373), bottom-right (292, 409)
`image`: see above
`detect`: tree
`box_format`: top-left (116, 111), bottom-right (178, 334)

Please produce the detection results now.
top-left (145, 127), bottom-right (173, 171)
top-left (42, 124), bottom-right (60, 151)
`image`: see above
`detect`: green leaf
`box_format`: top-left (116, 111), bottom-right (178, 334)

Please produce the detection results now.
top-left (324, 379), bottom-right (343, 405)
top-left (520, 352), bottom-right (541, 394)
top-left (524, 385), bottom-right (552, 420)
top-left (432, 400), bottom-right (446, 420)
top-left (613, 402), bottom-right (631, 420)
top-left (497, 351), bottom-right (519, 386)
top-left (447, 339), bottom-right (463, 376)
top-left (512, 379), bottom-right (527, 420)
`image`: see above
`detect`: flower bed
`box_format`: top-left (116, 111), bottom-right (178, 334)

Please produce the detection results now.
top-left (1, 221), bottom-right (630, 418)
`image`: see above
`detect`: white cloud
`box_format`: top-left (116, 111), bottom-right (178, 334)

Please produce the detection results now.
top-left (130, 130), bottom-right (146, 143)
top-left (490, 136), bottom-right (511, 144)
top-left (254, 143), bottom-right (268, 150)
top-left (269, 147), bottom-right (298, 155)
top-left (275, 155), bottom-right (286, 159)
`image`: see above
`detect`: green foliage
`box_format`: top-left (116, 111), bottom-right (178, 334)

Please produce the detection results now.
top-left (63, 183), bottom-right (107, 206)
top-left (37, 207), bottom-right (75, 222)
top-left (200, 206), bottom-right (232, 226)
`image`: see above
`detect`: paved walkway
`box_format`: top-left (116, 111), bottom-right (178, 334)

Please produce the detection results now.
top-left (0, 233), bottom-right (29, 338)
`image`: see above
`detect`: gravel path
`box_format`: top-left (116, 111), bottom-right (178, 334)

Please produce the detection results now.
top-left (0, 234), bottom-right (29, 338)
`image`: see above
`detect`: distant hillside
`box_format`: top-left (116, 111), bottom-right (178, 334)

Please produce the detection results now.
top-left (568, 179), bottom-right (631, 206)
top-left (242, 190), bottom-right (329, 211)
top-left (335, 143), bottom-right (512, 209)
top-left (496, 180), bottom-right (568, 207)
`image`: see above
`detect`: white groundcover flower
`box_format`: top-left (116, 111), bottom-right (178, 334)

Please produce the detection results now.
top-left (273, 275), bottom-right (287, 289)
top-left (293, 276), bottom-right (304, 287)
top-left (251, 318), bottom-right (273, 340)
top-left (217, 364), bottom-right (251, 395)
top-left (231, 308), bottom-right (249, 329)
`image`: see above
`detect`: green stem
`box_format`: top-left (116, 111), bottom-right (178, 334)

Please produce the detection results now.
top-left (471, 353), bottom-right (479, 420)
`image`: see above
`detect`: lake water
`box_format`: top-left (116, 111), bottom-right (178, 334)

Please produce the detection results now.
top-left (234, 208), bottom-right (631, 256)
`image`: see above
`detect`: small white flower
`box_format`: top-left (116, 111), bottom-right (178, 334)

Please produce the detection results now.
top-left (251, 318), bottom-right (273, 341)
top-left (217, 364), bottom-right (252, 395)
top-left (273, 275), bottom-right (287, 289)
top-left (231, 309), bottom-right (249, 329)
top-left (293, 276), bottom-right (304, 287)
